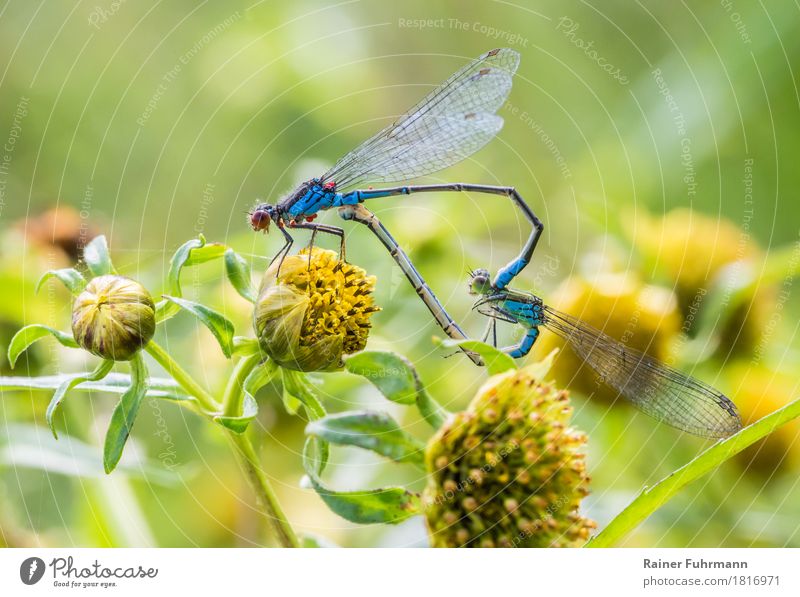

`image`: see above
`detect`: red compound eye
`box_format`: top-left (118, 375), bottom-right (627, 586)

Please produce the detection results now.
top-left (250, 209), bottom-right (271, 232)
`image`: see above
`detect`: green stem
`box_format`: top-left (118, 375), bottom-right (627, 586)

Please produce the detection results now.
top-left (145, 341), bottom-right (299, 547)
top-left (229, 433), bottom-right (300, 548)
top-left (587, 395), bottom-right (800, 547)
top-left (222, 353), bottom-right (261, 418)
top-left (145, 341), bottom-right (220, 413)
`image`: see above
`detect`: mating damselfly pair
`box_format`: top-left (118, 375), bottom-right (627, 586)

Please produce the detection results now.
top-left (248, 48), bottom-right (742, 439)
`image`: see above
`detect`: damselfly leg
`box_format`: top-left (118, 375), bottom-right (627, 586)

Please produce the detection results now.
top-left (339, 204), bottom-right (482, 366)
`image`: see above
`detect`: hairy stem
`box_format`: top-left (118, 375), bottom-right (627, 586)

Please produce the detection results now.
top-left (229, 433), bottom-right (300, 548)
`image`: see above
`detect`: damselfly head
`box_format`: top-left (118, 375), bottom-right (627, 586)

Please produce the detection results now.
top-left (468, 268), bottom-right (492, 296)
top-left (249, 203), bottom-right (275, 232)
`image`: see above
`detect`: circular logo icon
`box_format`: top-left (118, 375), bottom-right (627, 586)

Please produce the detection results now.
top-left (20, 557), bottom-right (46, 585)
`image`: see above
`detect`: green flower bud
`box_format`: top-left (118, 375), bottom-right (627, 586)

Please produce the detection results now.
top-left (423, 365), bottom-right (594, 548)
top-left (71, 275), bottom-right (156, 361)
top-left (253, 247), bottom-right (379, 372)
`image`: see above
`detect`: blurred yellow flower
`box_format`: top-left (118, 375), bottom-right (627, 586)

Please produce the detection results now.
top-left (535, 272), bottom-right (681, 404)
top-left (725, 363), bottom-right (800, 475)
top-left (631, 208), bottom-right (772, 357)
top-left (254, 247), bottom-right (379, 372)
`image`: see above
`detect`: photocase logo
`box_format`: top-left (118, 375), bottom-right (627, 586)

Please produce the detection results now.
top-left (19, 557), bottom-right (46, 585)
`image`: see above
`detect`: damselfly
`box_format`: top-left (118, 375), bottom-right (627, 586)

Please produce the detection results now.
top-left (249, 49), bottom-right (542, 364)
top-left (467, 268), bottom-right (742, 438)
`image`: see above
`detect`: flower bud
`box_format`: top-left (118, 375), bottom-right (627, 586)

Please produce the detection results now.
top-left (423, 365), bottom-right (594, 548)
top-left (72, 275), bottom-right (156, 361)
top-left (253, 247), bottom-right (379, 372)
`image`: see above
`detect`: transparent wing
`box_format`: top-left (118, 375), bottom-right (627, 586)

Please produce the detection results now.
top-left (321, 48), bottom-right (519, 191)
top-left (542, 306), bottom-right (742, 438)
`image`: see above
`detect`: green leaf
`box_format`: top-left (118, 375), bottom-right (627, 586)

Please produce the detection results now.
top-left (435, 338), bottom-right (517, 375)
top-left (306, 411), bottom-right (425, 468)
top-left (224, 248), bottom-right (257, 303)
top-left (46, 360), bottom-right (114, 438)
top-left (214, 359), bottom-right (271, 434)
top-left (215, 393), bottom-right (258, 434)
top-left (281, 369), bottom-right (326, 419)
top-left (0, 423), bottom-right (180, 486)
top-left (344, 350), bottom-right (448, 429)
top-left (156, 236), bottom-right (225, 322)
top-left (587, 394), bottom-right (800, 548)
top-left (7, 324), bottom-right (79, 368)
top-left (103, 355), bottom-right (148, 474)
top-left (232, 336), bottom-right (260, 356)
top-left (0, 372), bottom-right (193, 402)
top-left (36, 268), bottom-right (86, 295)
top-left (283, 370), bottom-right (329, 473)
top-left (161, 295), bottom-right (235, 358)
top-left (344, 351), bottom-right (418, 405)
top-left (302, 448), bottom-right (421, 525)
top-left (83, 235), bottom-right (115, 276)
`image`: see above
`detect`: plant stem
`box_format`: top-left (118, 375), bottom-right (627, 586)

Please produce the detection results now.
top-left (229, 433), bottom-right (300, 548)
top-left (145, 341), bottom-right (220, 413)
top-left (222, 353), bottom-right (261, 418)
top-left (587, 395), bottom-right (800, 547)
top-left (145, 341), bottom-right (299, 547)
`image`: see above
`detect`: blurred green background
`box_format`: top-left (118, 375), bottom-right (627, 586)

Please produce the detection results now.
top-left (1, 0), bottom-right (799, 547)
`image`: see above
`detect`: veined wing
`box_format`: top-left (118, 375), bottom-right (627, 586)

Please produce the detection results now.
top-left (542, 306), bottom-right (742, 438)
top-left (321, 48), bottom-right (519, 191)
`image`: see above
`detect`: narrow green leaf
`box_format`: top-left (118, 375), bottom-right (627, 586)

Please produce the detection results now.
top-left (103, 355), bottom-right (148, 473)
top-left (7, 324), bottom-right (79, 368)
top-left (302, 447), bottom-right (421, 524)
top-left (0, 372), bottom-right (193, 403)
top-left (306, 411), bottom-right (425, 468)
top-left (46, 360), bottom-right (114, 439)
top-left (83, 235), bottom-right (115, 276)
top-left (283, 370), bottom-right (329, 473)
top-left (183, 242), bottom-right (226, 267)
top-left (156, 236), bottom-right (221, 322)
top-left (344, 351), bottom-right (419, 405)
top-left (224, 248), bottom-right (257, 303)
top-left (587, 394), bottom-right (800, 547)
top-left (435, 338), bottom-right (517, 375)
top-left (281, 369), bottom-right (326, 419)
top-left (36, 268), bottom-right (87, 295)
top-left (161, 295), bottom-right (235, 358)
top-left (215, 393), bottom-right (258, 434)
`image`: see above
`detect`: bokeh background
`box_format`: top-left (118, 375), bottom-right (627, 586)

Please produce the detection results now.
top-left (1, 0), bottom-right (799, 547)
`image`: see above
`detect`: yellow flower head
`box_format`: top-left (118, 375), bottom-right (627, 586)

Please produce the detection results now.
top-left (423, 363), bottom-right (594, 548)
top-left (253, 247), bottom-right (379, 372)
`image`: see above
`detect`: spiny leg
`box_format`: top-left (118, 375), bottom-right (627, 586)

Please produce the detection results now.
top-left (341, 183), bottom-right (543, 291)
top-left (339, 204), bottom-right (482, 366)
